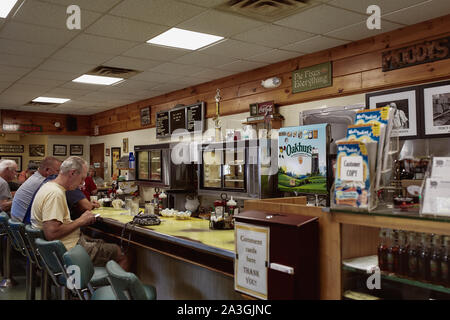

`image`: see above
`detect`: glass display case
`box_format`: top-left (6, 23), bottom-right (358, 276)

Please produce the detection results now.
top-left (198, 139), bottom-right (279, 199)
top-left (135, 143), bottom-right (195, 190)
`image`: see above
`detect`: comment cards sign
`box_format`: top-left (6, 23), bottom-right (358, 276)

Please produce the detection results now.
top-left (292, 62), bottom-right (332, 93)
top-left (235, 222), bottom-right (269, 300)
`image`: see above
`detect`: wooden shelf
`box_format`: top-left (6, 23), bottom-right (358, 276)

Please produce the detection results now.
top-left (242, 117), bottom-right (284, 129)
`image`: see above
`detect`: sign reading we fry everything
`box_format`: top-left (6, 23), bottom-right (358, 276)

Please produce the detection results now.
top-left (292, 62), bottom-right (332, 94)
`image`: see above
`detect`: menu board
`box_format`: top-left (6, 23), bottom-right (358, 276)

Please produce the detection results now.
top-left (170, 108), bottom-right (186, 134)
top-left (156, 102), bottom-right (205, 138)
top-left (156, 111), bottom-right (169, 138)
top-left (187, 102), bottom-right (204, 132)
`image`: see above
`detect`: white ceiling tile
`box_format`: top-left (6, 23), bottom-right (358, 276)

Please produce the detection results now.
top-left (65, 34), bottom-right (139, 55)
top-left (199, 39), bottom-right (273, 59)
top-left (85, 15), bottom-right (169, 42)
top-left (281, 36), bottom-right (349, 54)
top-left (148, 63), bottom-right (208, 76)
top-left (110, 0), bottom-right (207, 26)
top-left (103, 56), bottom-right (161, 71)
top-left (382, 0), bottom-right (450, 25)
top-left (0, 39), bottom-right (58, 58)
top-left (16, 76), bottom-right (67, 87)
top-left (27, 69), bottom-right (80, 81)
top-left (232, 24), bottom-right (315, 48)
top-left (14, 106), bottom-right (58, 113)
top-left (192, 68), bottom-right (236, 80)
top-left (177, 10), bottom-right (265, 37)
top-left (216, 60), bottom-right (268, 72)
top-left (0, 82), bottom-right (11, 91)
top-left (38, 59), bottom-right (95, 74)
top-left (0, 21), bottom-right (77, 46)
top-left (173, 52), bottom-right (238, 68)
top-left (326, 20), bottom-right (404, 41)
top-left (151, 83), bottom-right (187, 92)
top-left (122, 43), bottom-right (189, 61)
top-left (102, 79), bottom-right (162, 92)
top-left (60, 81), bottom-right (108, 90)
top-left (130, 71), bottom-right (180, 83)
top-left (275, 4), bottom-right (367, 34)
top-left (0, 65), bottom-right (32, 82)
top-left (5, 83), bottom-right (54, 95)
top-left (0, 53), bottom-right (44, 69)
top-left (44, 87), bottom-right (93, 99)
top-left (0, 96), bottom-right (32, 107)
top-left (41, 0), bottom-right (122, 13)
top-left (12, 0), bottom-right (101, 30)
top-left (51, 47), bottom-right (114, 65)
top-left (175, 0), bottom-right (227, 8)
top-left (247, 49), bottom-right (302, 64)
top-left (328, 0), bottom-right (428, 14)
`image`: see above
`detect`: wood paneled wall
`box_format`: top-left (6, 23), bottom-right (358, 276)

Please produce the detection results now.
top-left (1, 110), bottom-right (90, 136)
top-left (15, 15), bottom-right (444, 137)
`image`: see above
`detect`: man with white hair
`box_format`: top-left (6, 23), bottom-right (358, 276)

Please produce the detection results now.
top-left (31, 156), bottom-right (130, 270)
top-left (11, 156), bottom-right (61, 223)
top-left (0, 159), bottom-right (18, 212)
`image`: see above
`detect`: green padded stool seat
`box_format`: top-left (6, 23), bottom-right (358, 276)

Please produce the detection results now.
top-left (8, 219), bottom-right (39, 299)
top-left (91, 285), bottom-right (116, 300)
top-left (63, 245), bottom-right (110, 299)
top-left (35, 239), bottom-right (109, 290)
top-left (106, 260), bottom-right (156, 300)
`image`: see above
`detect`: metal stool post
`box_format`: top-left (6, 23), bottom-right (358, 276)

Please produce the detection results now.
top-left (40, 269), bottom-right (50, 300)
top-left (0, 236), bottom-right (17, 288)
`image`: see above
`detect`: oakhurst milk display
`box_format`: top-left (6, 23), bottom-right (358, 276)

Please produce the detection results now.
top-left (278, 124), bottom-right (330, 194)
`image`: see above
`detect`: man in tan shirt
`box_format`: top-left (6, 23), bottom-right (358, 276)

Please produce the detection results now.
top-left (31, 156), bottom-right (130, 270)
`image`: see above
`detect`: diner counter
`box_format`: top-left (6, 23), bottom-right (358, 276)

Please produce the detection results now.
top-left (89, 208), bottom-right (236, 276)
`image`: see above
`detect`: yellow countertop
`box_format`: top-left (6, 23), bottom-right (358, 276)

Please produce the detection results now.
top-left (93, 208), bottom-right (235, 252)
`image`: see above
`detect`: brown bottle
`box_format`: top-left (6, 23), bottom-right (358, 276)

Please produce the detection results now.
top-left (378, 229), bottom-right (388, 271)
top-left (417, 233), bottom-right (431, 281)
top-left (398, 231), bottom-right (409, 276)
top-left (430, 235), bottom-right (442, 284)
top-left (387, 230), bottom-right (400, 273)
top-left (408, 232), bottom-right (418, 278)
top-left (441, 237), bottom-right (449, 287)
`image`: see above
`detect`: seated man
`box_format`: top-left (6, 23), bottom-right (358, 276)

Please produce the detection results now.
top-left (31, 156), bottom-right (130, 270)
top-left (18, 162), bottom-right (39, 184)
top-left (66, 187), bottom-right (100, 220)
top-left (11, 157), bottom-right (61, 223)
top-left (0, 159), bottom-right (18, 212)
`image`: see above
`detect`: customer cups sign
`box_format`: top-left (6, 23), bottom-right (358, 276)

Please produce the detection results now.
top-left (292, 62), bottom-right (332, 94)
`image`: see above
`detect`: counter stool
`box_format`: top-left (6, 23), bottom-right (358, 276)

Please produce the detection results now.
top-left (7, 219), bottom-right (39, 300)
top-left (34, 238), bottom-right (71, 300)
top-left (63, 245), bottom-right (114, 300)
top-left (104, 260), bottom-right (157, 300)
top-left (0, 212), bottom-right (17, 288)
top-left (23, 225), bottom-right (51, 300)
top-left (35, 238), bottom-right (110, 300)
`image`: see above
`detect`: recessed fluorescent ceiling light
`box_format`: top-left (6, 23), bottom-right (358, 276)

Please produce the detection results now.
top-left (147, 28), bottom-right (223, 50)
top-left (72, 74), bottom-right (123, 85)
top-left (32, 97), bottom-right (70, 104)
top-left (0, 0), bottom-right (19, 18)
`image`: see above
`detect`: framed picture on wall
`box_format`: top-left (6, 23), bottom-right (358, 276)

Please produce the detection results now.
top-left (0, 155), bottom-right (22, 172)
top-left (422, 80), bottom-right (450, 138)
top-left (140, 106), bottom-right (151, 126)
top-left (53, 144), bottom-right (67, 156)
top-left (70, 144), bottom-right (83, 156)
top-left (366, 86), bottom-right (421, 139)
top-left (111, 147), bottom-right (121, 178)
top-left (29, 144), bottom-right (45, 157)
top-left (106, 148), bottom-right (110, 157)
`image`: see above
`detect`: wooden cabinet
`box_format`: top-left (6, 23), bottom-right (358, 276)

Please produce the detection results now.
top-left (244, 197), bottom-right (450, 300)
